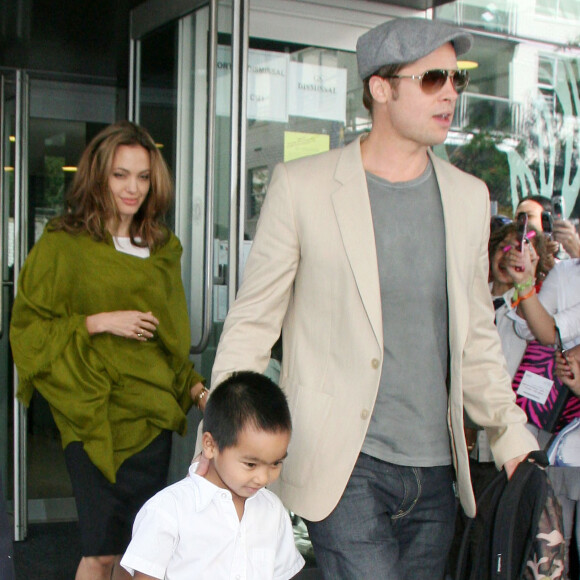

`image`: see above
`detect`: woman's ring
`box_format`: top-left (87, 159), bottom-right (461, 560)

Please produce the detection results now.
top-left (137, 332), bottom-right (144, 338)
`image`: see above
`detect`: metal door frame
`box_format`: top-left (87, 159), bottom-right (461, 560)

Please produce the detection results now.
top-left (10, 69), bottom-right (29, 542)
top-left (130, 0), bottom-right (250, 325)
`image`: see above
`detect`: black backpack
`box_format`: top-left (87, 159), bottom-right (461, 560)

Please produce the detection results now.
top-left (454, 451), bottom-right (566, 580)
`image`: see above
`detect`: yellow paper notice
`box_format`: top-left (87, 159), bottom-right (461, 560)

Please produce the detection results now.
top-left (284, 132), bottom-right (330, 162)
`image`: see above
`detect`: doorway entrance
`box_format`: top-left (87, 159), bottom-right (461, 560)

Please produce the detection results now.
top-left (128, 0), bottom-right (400, 566)
top-left (4, 71), bottom-right (119, 539)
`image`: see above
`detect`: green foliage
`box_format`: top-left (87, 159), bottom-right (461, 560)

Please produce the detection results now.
top-left (42, 156), bottom-right (66, 211)
top-left (449, 132), bottom-right (511, 212)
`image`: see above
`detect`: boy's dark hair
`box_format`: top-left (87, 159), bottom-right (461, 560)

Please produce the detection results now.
top-left (203, 371), bottom-right (292, 450)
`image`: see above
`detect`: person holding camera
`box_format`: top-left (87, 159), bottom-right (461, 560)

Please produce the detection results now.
top-left (515, 195), bottom-right (552, 233)
top-left (516, 194), bottom-right (580, 260)
top-left (553, 219), bottom-right (580, 259)
top-left (504, 238), bottom-right (580, 576)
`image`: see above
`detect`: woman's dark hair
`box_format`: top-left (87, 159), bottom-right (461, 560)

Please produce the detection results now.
top-left (204, 371), bottom-right (292, 450)
top-left (490, 215), bottom-right (512, 233)
top-left (362, 63), bottom-right (405, 113)
top-left (50, 121), bottom-right (173, 250)
top-left (489, 222), bottom-right (519, 259)
top-left (489, 222), bottom-right (553, 282)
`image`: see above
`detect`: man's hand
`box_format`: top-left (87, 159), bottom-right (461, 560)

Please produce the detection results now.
top-left (553, 219), bottom-right (580, 258)
top-left (193, 452), bottom-right (210, 476)
top-left (503, 453), bottom-right (528, 479)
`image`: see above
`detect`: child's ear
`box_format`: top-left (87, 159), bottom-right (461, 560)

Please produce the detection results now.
top-left (201, 432), bottom-right (217, 459)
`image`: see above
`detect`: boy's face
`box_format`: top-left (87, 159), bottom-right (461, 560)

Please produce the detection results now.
top-left (202, 426), bottom-right (290, 503)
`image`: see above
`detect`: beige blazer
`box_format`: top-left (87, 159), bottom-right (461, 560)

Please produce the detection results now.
top-left (211, 137), bottom-right (538, 521)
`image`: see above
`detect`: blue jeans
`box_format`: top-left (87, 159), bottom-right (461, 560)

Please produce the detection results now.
top-left (305, 453), bottom-right (457, 580)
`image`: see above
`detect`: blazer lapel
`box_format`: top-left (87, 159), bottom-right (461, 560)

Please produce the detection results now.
top-left (328, 145), bottom-right (471, 354)
top-left (331, 138), bottom-right (383, 349)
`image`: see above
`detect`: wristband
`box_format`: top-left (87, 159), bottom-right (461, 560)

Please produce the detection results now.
top-left (512, 287), bottom-right (535, 308)
top-left (513, 277), bottom-right (535, 293)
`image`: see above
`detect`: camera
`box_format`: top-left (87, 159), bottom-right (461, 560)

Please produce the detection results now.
top-left (551, 195), bottom-right (565, 219)
top-left (516, 212), bottom-right (528, 250)
top-left (541, 211), bottom-right (554, 238)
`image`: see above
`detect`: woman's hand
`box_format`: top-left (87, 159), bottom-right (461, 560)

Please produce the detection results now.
top-left (555, 346), bottom-right (580, 397)
top-left (190, 382), bottom-right (208, 411)
top-left (505, 242), bottom-right (538, 284)
top-left (85, 311), bottom-right (159, 341)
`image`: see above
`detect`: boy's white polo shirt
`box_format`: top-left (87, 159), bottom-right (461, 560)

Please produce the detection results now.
top-left (121, 463), bottom-right (305, 580)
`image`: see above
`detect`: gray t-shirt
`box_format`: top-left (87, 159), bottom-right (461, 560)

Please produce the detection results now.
top-left (361, 162), bottom-right (452, 466)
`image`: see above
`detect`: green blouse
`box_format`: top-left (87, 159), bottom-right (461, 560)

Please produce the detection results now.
top-left (10, 228), bottom-right (204, 482)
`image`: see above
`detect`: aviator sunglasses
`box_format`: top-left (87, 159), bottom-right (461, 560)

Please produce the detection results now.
top-left (382, 68), bottom-right (470, 95)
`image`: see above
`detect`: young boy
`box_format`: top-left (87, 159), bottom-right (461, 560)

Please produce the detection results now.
top-left (120, 371), bottom-right (305, 579)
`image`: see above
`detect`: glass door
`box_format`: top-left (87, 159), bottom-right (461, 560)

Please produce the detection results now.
top-left (129, 0), bottom-right (405, 483)
top-left (0, 70), bottom-right (17, 537)
top-left (7, 73), bottom-right (118, 540)
top-left (240, 1), bottom-right (402, 245)
top-left (131, 0), bottom-right (396, 559)
top-left (130, 0), bottom-right (237, 481)
top-left (130, 0), bottom-right (415, 568)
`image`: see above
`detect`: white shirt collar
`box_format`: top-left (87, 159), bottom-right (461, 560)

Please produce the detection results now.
top-left (188, 462), bottom-right (276, 513)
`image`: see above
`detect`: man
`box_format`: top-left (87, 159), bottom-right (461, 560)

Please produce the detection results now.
top-left (210, 17), bottom-right (538, 579)
top-left (515, 195), bottom-right (552, 233)
top-left (515, 195), bottom-right (579, 260)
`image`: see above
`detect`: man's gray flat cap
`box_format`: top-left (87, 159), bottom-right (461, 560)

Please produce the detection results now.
top-left (357, 18), bottom-right (473, 80)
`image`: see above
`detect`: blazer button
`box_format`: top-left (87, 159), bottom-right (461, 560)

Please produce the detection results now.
top-left (371, 358), bottom-right (380, 369)
top-left (361, 409), bottom-right (369, 420)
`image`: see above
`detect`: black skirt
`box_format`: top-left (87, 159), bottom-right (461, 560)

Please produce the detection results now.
top-left (64, 430), bottom-right (172, 556)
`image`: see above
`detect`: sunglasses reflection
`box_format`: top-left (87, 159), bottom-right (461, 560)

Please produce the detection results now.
top-left (384, 69), bottom-right (470, 94)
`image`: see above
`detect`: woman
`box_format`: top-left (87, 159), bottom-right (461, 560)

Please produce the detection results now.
top-left (516, 195), bottom-right (580, 259)
top-left (10, 121), bottom-right (207, 580)
top-left (489, 223), bottom-right (551, 377)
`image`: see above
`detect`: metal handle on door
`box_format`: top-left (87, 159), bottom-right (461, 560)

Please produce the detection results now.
top-left (0, 75), bottom-right (5, 338)
top-left (190, 0), bottom-right (217, 355)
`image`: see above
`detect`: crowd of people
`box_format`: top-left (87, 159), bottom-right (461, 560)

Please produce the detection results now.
top-left (491, 197), bottom-right (580, 577)
top-left (461, 196), bottom-right (580, 577)
top-left (2, 15), bottom-right (579, 580)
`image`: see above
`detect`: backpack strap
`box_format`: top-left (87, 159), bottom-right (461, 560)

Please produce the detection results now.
top-left (454, 469), bottom-right (507, 580)
top-left (491, 454), bottom-right (549, 579)
top-left (526, 450), bottom-right (549, 467)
